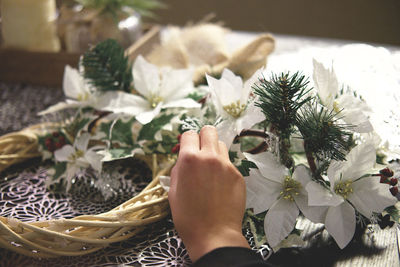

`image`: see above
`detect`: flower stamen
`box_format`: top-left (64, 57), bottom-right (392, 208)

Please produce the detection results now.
top-left (280, 176), bottom-right (301, 202)
top-left (68, 150), bottom-right (84, 161)
top-left (223, 100), bottom-right (246, 118)
top-left (334, 180), bottom-right (353, 199)
top-left (149, 95), bottom-right (163, 108)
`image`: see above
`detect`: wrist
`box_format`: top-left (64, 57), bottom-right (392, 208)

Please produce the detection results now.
top-left (184, 227), bottom-right (250, 262)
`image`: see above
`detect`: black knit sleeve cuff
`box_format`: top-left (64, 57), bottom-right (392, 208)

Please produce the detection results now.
top-left (192, 246), bottom-right (273, 267)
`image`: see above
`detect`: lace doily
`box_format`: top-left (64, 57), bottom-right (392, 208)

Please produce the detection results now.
top-left (0, 161), bottom-right (271, 266)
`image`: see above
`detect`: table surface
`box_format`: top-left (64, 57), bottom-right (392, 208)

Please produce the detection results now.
top-left (1, 32), bottom-right (400, 266)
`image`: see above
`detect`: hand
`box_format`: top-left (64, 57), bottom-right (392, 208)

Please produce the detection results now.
top-left (168, 126), bottom-right (249, 262)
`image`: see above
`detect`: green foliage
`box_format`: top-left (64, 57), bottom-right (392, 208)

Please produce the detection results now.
top-left (254, 72), bottom-right (312, 138)
top-left (53, 162), bottom-right (67, 180)
top-left (75, 0), bottom-right (165, 17)
top-left (82, 39), bottom-right (132, 93)
top-left (100, 117), bottom-right (136, 146)
top-left (385, 205), bottom-right (400, 223)
top-left (243, 209), bottom-right (268, 247)
top-left (296, 103), bottom-right (352, 162)
top-left (138, 114), bottom-right (176, 141)
top-left (141, 130), bottom-right (178, 154)
top-left (237, 159), bottom-right (257, 177)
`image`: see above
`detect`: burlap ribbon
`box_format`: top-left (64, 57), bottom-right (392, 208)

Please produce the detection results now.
top-left (146, 24), bottom-right (275, 84)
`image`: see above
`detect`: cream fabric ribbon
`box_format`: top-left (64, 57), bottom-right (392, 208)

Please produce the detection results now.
top-left (146, 24), bottom-right (275, 84)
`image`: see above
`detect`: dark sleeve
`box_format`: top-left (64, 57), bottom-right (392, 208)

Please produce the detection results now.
top-left (192, 247), bottom-right (275, 267)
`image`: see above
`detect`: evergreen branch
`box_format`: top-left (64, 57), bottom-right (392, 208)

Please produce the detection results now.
top-left (296, 102), bottom-right (353, 164)
top-left (254, 72), bottom-right (312, 138)
top-left (253, 72), bottom-right (312, 168)
top-left (81, 39), bottom-right (132, 93)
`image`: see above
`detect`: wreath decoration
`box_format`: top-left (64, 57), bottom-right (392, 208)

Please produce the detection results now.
top-left (0, 33), bottom-right (399, 259)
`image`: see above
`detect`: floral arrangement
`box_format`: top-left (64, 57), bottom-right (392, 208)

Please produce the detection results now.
top-left (37, 39), bottom-right (399, 251)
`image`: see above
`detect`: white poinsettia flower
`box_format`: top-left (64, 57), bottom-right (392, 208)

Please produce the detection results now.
top-left (306, 141), bottom-right (397, 249)
top-left (127, 55), bottom-right (201, 124)
top-left (55, 133), bottom-right (104, 190)
top-left (313, 59), bottom-right (373, 133)
top-left (206, 69), bottom-right (265, 148)
top-left (39, 66), bottom-right (94, 115)
top-left (244, 151), bottom-right (327, 248)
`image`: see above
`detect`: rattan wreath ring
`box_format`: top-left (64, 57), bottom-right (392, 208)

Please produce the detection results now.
top-left (0, 124), bottom-right (173, 258)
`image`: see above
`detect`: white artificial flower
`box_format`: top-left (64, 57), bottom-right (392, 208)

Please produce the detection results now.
top-left (244, 151), bottom-right (327, 247)
top-left (313, 59), bottom-right (373, 133)
top-left (55, 133), bottom-right (104, 190)
top-left (206, 69), bottom-right (265, 148)
top-left (126, 55), bottom-right (201, 124)
top-left (306, 141), bottom-right (396, 249)
top-left (39, 66), bottom-right (94, 115)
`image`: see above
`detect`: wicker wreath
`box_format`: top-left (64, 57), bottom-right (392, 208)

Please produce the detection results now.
top-left (0, 124), bottom-right (172, 258)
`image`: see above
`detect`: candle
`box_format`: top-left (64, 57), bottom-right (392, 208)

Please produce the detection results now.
top-left (1, 0), bottom-right (60, 52)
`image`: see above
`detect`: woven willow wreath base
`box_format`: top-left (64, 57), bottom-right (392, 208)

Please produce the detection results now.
top-left (0, 125), bottom-right (172, 258)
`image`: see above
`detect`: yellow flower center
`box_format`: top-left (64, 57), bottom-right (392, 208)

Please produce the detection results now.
top-left (149, 94), bottom-right (163, 108)
top-left (223, 100), bottom-right (246, 118)
top-left (68, 149), bottom-right (84, 161)
top-left (77, 92), bottom-right (89, 101)
top-left (333, 101), bottom-right (341, 113)
top-left (334, 180), bottom-right (353, 199)
top-left (280, 176), bottom-right (302, 202)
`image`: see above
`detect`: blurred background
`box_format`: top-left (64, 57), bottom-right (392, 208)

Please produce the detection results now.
top-left (149, 0), bottom-right (400, 46)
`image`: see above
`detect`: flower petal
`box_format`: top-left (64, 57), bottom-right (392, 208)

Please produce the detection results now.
top-left (132, 55), bottom-right (160, 99)
top-left (245, 169), bottom-right (282, 214)
top-left (221, 69), bottom-right (243, 94)
top-left (85, 150), bottom-right (104, 173)
top-left (306, 182), bottom-right (344, 207)
top-left (236, 101), bottom-right (265, 132)
top-left (135, 102), bottom-right (162, 124)
top-left (216, 119), bottom-right (237, 149)
top-left (327, 140), bottom-right (376, 186)
top-left (264, 198), bottom-right (299, 247)
top-left (159, 68), bottom-right (194, 102)
top-left (294, 193), bottom-right (328, 223)
top-left (324, 202), bottom-right (356, 249)
top-left (75, 133), bottom-right (91, 151)
top-left (243, 151), bottom-right (288, 183)
top-left (54, 145), bottom-right (75, 162)
top-left (95, 91), bottom-right (148, 115)
top-left (206, 72), bottom-right (241, 109)
top-left (162, 98), bottom-right (201, 109)
top-left (63, 65), bottom-right (87, 99)
top-left (348, 176), bottom-right (397, 218)
top-left (312, 59), bottom-right (338, 107)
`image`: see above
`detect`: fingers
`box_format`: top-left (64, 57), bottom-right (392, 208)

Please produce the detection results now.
top-left (180, 130), bottom-right (200, 154)
top-left (218, 141), bottom-right (229, 161)
top-left (199, 125), bottom-right (219, 153)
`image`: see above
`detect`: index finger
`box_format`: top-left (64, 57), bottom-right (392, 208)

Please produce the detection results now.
top-left (179, 130), bottom-right (200, 154)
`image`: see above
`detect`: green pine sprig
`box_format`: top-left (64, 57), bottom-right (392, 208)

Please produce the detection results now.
top-left (296, 102), bottom-right (353, 176)
top-left (81, 39), bottom-right (132, 93)
top-left (254, 72), bottom-right (312, 138)
top-left (254, 72), bottom-right (312, 168)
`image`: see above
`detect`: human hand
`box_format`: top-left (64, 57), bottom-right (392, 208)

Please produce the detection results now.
top-left (168, 126), bottom-right (249, 262)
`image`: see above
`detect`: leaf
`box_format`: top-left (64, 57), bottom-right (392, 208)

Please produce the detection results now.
top-left (385, 205), bottom-right (400, 223)
top-left (100, 117), bottom-right (136, 146)
top-left (53, 162), bottom-right (67, 180)
top-left (141, 130), bottom-right (178, 154)
top-left (102, 147), bottom-right (137, 162)
top-left (237, 159), bottom-right (257, 177)
top-left (243, 209), bottom-right (268, 247)
top-left (138, 113), bottom-right (175, 141)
